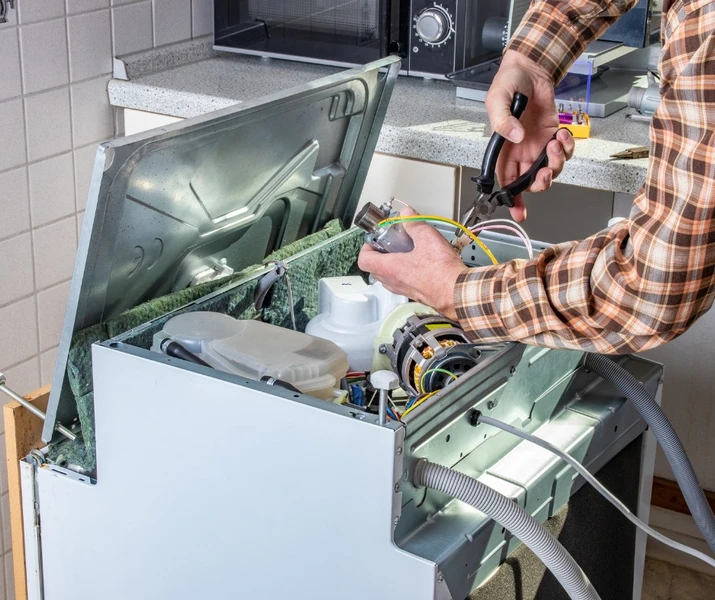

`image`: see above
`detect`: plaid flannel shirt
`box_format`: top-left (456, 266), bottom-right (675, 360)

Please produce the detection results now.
top-left (455, 0), bottom-right (715, 354)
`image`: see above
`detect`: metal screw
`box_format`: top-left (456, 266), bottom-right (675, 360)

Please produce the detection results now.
top-left (379, 345), bottom-right (388, 355)
top-left (394, 516), bottom-right (400, 526)
top-left (438, 574), bottom-right (444, 583)
top-left (413, 46), bottom-right (419, 53)
top-left (394, 483), bottom-right (400, 493)
top-left (396, 446), bottom-right (403, 455)
top-left (27, 449), bottom-right (46, 468)
top-left (510, 366), bottom-right (517, 375)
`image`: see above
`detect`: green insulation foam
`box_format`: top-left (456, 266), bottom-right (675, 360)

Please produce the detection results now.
top-left (53, 221), bottom-right (364, 470)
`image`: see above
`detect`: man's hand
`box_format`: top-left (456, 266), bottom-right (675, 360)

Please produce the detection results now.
top-left (486, 50), bottom-right (575, 222)
top-left (357, 208), bottom-right (469, 321)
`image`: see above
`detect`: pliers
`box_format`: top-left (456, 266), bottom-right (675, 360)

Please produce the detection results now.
top-left (453, 92), bottom-right (561, 250)
top-left (610, 146), bottom-right (649, 160)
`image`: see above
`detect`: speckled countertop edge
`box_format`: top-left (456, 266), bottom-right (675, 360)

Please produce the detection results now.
top-left (114, 36), bottom-right (218, 80)
top-left (109, 44), bottom-right (651, 196)
top-left (374, 124), bottom-right (648, 194)
top-left (112, 83), bottom-right (240, 118)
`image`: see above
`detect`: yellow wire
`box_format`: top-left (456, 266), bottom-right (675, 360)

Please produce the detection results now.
top-left (401, 391), bottom-right (438, 418)
top-left (378, 215), bottom-right (498, 265)
top-left (419, 368), bottom-right (457, 395)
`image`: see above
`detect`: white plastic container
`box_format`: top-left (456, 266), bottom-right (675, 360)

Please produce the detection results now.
top-left (305, 277), bottom-right (408, 371)
top-left (152, 312), bottom-right (349, 400)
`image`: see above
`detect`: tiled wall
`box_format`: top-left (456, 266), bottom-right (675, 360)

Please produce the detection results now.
top-left (0, 1), bottom-right (211, 597)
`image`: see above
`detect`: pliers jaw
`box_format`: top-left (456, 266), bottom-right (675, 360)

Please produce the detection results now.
top-left (462, 193), bottom-right (497, 229)
top-left (453, 192), bottom-right (505, 251)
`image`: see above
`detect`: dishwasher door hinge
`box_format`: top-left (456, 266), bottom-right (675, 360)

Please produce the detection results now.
top-left (20, 458), bottom-right (46, 600)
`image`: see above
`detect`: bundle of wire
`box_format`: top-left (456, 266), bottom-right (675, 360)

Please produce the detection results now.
top-left (470, 219), bottom-right (534, 259)
top-left (377, 215), bottom-right (499, 264)
top-left (345, 371), bottom-right (367, 385)
top-left (402, 391), bottom-right (438, 418)
top-left (387, 406), bottom-right (401, 421)
top-left (377, 215), bottom-right (534, 263)
top-left (401, 367), bottom-right (459, 418)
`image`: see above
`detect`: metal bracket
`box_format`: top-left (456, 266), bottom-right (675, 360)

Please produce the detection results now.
top-left (189, 258), bottom-right (235, 287)
top-left (0, 0), bottom-right (16, 24)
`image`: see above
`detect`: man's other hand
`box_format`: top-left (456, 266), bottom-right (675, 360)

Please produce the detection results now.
top-left (485, 50), bottom-right (575, 222)
top-left (357, 208), bottom-right (468, 320)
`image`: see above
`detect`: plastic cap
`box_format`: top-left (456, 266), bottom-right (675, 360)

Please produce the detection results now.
top-left (370, 370), bottom-right (400, 390)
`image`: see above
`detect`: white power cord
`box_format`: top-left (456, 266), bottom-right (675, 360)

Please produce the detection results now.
top-left (472, 218), bottom-right (534, 259)
top-left (478, 414), bottom-right (715, 570)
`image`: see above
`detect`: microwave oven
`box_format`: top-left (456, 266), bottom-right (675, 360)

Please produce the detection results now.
top-left (213, 0), bottom-right (530, 78)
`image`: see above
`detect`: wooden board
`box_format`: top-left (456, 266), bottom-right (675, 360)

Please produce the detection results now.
top-left (651, 476), bottom-right (715, 515)
top-left (3, 385), bottom-right (51, 600)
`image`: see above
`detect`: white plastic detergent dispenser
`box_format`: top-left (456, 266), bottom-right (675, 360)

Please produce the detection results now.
top-left (305, 277), bottom-right (408, 371)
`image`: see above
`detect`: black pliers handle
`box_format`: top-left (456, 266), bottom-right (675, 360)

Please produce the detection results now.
top-left (458, 93), bottom-right (559, 236)
top-left (473, 92), bottom-right (530, 203)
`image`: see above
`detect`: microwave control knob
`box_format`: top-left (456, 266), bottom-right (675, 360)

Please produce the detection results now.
top-left (414, 6), bottom-right (452, 46)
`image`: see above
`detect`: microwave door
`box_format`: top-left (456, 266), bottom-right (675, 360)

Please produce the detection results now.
top-left (213, 0), bottom-right (408, 67)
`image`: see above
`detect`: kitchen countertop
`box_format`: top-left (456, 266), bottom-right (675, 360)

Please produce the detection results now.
top-left (108, 38), bottom-right (652, 196)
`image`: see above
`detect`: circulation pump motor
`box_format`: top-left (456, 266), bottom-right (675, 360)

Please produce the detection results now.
top-left (381, 314), bottom-right (483, 397)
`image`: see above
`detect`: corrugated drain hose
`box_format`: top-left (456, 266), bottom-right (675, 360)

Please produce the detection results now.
top-left (413, 460), bottom-right (602, 600)
top-left (584, 353), bottom-right (715, 553)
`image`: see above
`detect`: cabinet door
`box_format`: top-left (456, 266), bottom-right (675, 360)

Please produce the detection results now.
top-left (358, 153), bottom-right (459, 219)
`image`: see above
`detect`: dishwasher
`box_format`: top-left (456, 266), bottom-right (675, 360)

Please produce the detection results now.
top-left (14, 56), bottom-right (665, 600)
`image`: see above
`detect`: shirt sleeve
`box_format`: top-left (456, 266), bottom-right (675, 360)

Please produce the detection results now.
top-left (506, 0), bottom-right (639, 83)
top-left (455, 11), bottom-right (715, 355)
